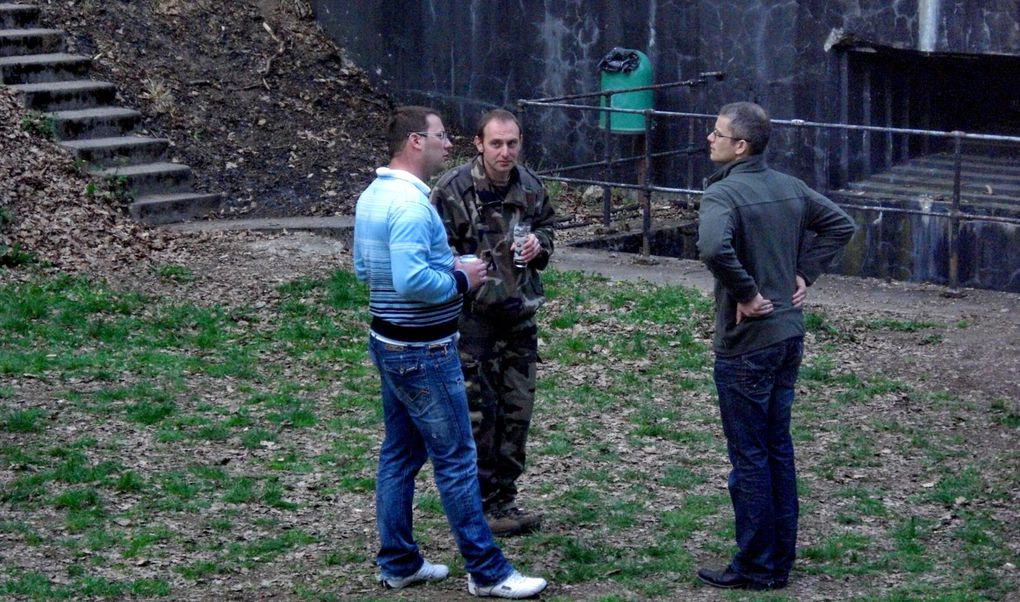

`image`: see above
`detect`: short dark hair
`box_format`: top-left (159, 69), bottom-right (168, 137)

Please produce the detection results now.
top-left (718, 101), bottom-right (770, 155)
top-left (475, 108), bottom-right (520, 141)
top-left (387, 105), bottom-right (438, 157)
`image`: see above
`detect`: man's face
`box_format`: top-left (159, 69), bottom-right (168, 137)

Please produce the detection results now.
top-left (475, 118), bottom-right (521, 182)
top-left (421, 114), bottom-right (453, 178)
top-left (707, 115), bottom-right (743, 164)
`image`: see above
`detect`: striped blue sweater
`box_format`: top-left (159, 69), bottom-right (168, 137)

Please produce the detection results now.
top-left (354, 167), bottom-right (465, 341)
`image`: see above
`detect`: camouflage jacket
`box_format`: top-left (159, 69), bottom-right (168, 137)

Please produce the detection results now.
top-left (431, 156), bottom-right (556, 321)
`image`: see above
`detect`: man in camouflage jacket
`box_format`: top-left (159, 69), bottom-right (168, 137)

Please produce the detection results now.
top-left (431, 108), bottom-right (556, 536)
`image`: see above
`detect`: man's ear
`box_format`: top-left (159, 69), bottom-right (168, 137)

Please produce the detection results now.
top-left (736, 138), bottom-right (750, 157)
top-left (474, 136), bottom-right (484, 154)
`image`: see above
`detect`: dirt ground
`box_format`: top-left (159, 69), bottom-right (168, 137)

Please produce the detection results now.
top-left (38, 0), bottom-right (392, 217)
top-left (85, 230), bottom-right (1020, 600)
top-left (179, 228), bottom-right (1020, 403)
top-left (552, 245), bottom-right (1020, 402)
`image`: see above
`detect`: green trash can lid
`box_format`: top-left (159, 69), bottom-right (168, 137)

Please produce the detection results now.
top-left (598, 47), bottom-right (642, 74)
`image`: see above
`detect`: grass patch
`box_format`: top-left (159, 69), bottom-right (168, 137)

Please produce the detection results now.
top-left (1, 408), bottom-right (48, 433)
top-left (156, 264), bottom-right (195, 284)
top-left (866, 318), bottom-right (940, 331)
top-left (1, 268), bottom-right (1013, 599)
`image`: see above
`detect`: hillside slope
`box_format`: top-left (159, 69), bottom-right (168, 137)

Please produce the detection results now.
top-left (35, 0), bottom-right (391, 217)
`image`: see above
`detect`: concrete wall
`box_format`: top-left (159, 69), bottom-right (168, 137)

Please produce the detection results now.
top-left (312, 1), bottom-right (1020, 291)
top-left (311, 1), bottom-right (1020, 161)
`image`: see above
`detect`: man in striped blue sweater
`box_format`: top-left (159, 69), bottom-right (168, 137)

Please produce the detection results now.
top-left (354, 105), bottom-right (547, 599)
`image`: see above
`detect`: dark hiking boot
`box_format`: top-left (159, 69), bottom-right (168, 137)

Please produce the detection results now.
top-left (485, 506), bottom-right (541, 536)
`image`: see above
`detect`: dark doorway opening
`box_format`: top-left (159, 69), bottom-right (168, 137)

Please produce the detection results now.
top-left (841, 45), bottom-right (1020, 177)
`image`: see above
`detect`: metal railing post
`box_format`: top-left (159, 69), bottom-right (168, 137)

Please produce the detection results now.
top-left (946, 132), bottom-right (964, 297)
top-left (862, 63), bottom-right (872, 177)
top-left (686, 119), bottom-right (695, 189)
top-left (602, 91), bottom-right (613, 227)
top-left (642, 109), bottom-right (653, 258)
top-left (884, 73), bottom-right (893, 169)
top-left (839, 51), bottom-right (850, 186)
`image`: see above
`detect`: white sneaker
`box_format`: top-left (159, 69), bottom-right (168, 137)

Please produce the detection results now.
top-left (378, 559), bottom-right (450, 589)
top-left (468, 569), bottom-right (548, 598)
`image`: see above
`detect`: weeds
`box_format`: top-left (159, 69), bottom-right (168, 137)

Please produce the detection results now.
top-left (0, 242), bottom-right (36, 267)
top-left (20, 112), bottom-right (55, 139)
top-left (157, 264), bottom-right (195, 283)
top-left (141, 77), bottom-right (176, 114)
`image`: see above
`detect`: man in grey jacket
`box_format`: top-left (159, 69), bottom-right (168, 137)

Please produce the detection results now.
top-left (696, 102), bottom-right (855, 591)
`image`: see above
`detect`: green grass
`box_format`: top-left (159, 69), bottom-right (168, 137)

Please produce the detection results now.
top-left (1, 569), bottom-right (171, 598)
top-left (925, 467), bottom-right (986, 506)
top-left (990, 398), bottom-right (1019, 428)
top-left (156, 264), bottom-right (195, 284)
top-left (862, 317), bottom-right (940, 332)
top-left (2, 268), bottom-right (1015, 600)
top-left (1, 408), bottom-right (48, 432)
top-left (801, 531), bottom-right (873, 575)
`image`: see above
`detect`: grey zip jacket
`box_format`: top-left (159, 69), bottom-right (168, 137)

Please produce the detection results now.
top-left (698, 154), bottom-right (855, 356)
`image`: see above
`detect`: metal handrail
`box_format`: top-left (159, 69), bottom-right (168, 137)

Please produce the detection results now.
top-left (520, 80), bottom-right (1020, 294)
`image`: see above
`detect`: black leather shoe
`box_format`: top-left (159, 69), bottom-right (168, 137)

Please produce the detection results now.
top-left (697, 566), bottom-right (769, 590)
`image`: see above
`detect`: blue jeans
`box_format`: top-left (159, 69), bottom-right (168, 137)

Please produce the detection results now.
top-left (368, 335), bottom-right (513, 587)
top-left (713, 336), bottom-right (804, 585)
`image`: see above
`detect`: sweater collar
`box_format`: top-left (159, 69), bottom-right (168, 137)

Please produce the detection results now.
top-left (376, 166), bottom-right (430, 195)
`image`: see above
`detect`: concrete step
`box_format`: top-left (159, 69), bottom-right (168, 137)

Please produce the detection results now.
top-left (0, 3), bottom-right (39, 29)
top-left (842, 180), bottom-right (1020, 205)
top-left (894, 161), bottom-right (1020, 178)
top-left (93, 161), bottom-right (194, 197)
top-left (129, 192), bottom-right (222, 225)
top-left (0, 52), bottom-right (89, 84)
top-left (46, 106), bottom-right (141, 140)
top-left (60, 135), bottom-right (169, 167)
top-left (888, 166), bottom-right (1020, 187)
top-left (0, 6), bottom-right (221, 226)
top-left (9, 79), bottom-right (116, 111)
top-left (835, 191), bottom-right (1020, 216)
top-left (0, 28), bottom-right (64, 57)
top-left (909, 156), bottom-right (1020, 174)
top-left (856, 173), bottom-right (1020, 197)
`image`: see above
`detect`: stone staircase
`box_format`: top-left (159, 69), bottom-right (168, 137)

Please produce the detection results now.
top-left (0, 2), bottom-right (221, 224)
top-left (836, 146), bottom-right (1020, 211)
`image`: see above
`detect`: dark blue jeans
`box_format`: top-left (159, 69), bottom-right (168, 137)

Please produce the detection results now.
top-left (713, 336), bottom-right (804, 585)
top-left (369, 335), bottom-right (513, 587)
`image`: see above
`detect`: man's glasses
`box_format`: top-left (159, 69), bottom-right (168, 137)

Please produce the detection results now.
top-left (413, 131), bottom-right (450, 141)
top-left (708, 128), bottom-right (744, 141)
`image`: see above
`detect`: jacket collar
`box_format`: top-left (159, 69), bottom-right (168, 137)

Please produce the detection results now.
top-left (470, 155), bottom-right (526, 208)
top-left (705, 154), bottom-right (768, 187)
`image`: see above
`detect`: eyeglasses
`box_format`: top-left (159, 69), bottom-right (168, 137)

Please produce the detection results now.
top-left (708, 128), bottom-right (744, 141)
top-left (413, 131), bottom-right (450, 141)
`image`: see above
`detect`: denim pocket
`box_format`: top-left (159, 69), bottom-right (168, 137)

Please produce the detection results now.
top-left (737, 344), bottom-right (784, 395)
top-left (379, 354), bottom-right (430, 408)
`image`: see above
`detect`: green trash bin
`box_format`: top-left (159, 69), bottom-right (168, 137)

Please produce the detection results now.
top-left (598, 47), bottom-right (653, 133)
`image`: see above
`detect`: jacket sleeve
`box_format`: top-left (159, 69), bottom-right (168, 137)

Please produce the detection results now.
top-left (430, 173), bottom-right (473, 255)
top-left (797, 186), bottom-right (856, 286)
top-left (389, 200), bottom-right (459, 303)
top-left (697, 191), bottom-right (759, 302)
top-left (530, 184), bottom-right (556, 271)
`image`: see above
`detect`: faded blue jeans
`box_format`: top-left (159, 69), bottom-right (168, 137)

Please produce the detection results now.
top-left (368, 334), bottom-right (513, 587)
top-left (713, 335), bottom-right (804, 586)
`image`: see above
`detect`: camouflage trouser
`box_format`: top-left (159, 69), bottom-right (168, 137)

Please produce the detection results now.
top-left (458, 311), bottom-right (538, 512)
